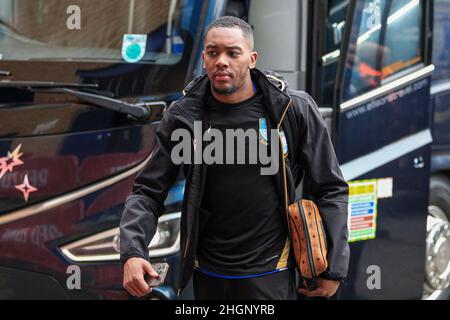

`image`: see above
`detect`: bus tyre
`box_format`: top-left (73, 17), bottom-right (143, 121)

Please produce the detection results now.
top-left (423, 175), bottom-right (450, 299)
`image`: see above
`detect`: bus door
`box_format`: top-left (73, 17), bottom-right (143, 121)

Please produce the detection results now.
top-left (318, 0), bottom-right (434, 299)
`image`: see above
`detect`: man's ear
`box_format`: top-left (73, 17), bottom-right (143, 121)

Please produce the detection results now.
top-left (249, 51), bottom-right (258, 69)
top-left (201, 51), bottom-right (206, 68)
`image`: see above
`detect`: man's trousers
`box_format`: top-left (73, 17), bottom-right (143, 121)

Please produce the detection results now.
top-left (192, 268), bottom-right (298, 300)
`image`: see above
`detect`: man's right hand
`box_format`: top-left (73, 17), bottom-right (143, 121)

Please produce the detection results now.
top-left (123, 257), bottom-right (159, 297)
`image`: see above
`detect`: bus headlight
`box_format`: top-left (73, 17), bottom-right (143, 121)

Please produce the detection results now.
top-left (60, 212), bottom-right (181, 262)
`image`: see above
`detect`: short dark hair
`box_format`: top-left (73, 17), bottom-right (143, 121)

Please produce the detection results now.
top-left (204, 16), bottom-right (254, 49)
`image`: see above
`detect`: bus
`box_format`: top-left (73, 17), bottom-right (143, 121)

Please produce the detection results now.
top-left (0, 0), bottom-right (448, 300)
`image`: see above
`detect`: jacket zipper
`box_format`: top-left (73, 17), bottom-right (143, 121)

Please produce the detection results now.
top-left (172, 113), bottom-right (194, 297)
top-left (182, 235), bottom-right (190, 258)
top-left (174, 111), bottom-right (209, 296)
top-left (175, 111), bottom-right (204, 264)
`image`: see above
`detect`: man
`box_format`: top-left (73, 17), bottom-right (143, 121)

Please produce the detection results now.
top-left (120, 16), bottom-right (350, 300)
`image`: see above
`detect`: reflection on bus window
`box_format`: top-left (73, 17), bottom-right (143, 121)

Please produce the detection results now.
top-left (0, 0), bottom-right (197, 64)
top-left (318, 0), bottom-right (349, 107)
top-left (325, 0), bottom-right (349, 54)
top-left (343, 0), bottom-right (423, 101)
top-left (382, 0), bottom-right (422, 78)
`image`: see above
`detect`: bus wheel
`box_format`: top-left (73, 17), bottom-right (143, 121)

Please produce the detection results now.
top-left (423, 175), bottom-right (450, 299)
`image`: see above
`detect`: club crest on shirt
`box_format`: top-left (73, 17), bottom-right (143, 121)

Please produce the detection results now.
top-left (280, 130), bottom-right (288, 156)
top-left (259, 118), bottom-right (268, 145)
top-left (259, 118), bottom-right (288, 156)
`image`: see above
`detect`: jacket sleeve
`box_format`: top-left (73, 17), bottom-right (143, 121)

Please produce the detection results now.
top-left (294, 92), bottom-right (350, 281)
top-left (119, 110), bottom-right (181, 263)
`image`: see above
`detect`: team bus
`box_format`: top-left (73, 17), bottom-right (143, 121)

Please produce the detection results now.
top-left (0, 0), bottom-right (448, 300)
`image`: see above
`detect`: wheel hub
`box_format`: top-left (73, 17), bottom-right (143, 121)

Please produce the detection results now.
top-left (425, 206), bottom-right (450, 292)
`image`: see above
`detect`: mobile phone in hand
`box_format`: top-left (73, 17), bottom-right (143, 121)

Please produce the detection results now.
top-left (146, 263), bottom-right (169, 287)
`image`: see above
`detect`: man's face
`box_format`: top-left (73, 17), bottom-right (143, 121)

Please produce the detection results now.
top-left (202, 27), bottom-right (257, 96)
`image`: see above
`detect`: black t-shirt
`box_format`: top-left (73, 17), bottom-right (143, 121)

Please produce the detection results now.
top-left (195, 92), bottom-right (293, 277)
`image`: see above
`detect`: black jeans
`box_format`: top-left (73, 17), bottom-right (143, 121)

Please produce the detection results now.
top-left (193, 268), bottom-right (298, 300)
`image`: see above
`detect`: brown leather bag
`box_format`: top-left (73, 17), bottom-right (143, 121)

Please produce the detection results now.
top-left (288, 199), bottom-right (328, 279)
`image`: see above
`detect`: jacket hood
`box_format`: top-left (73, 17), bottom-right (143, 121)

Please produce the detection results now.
top-left (171, 68), bottom-right (291, 127)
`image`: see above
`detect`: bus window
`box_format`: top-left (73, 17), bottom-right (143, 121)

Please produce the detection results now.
top-left (343, 0), bottom-right (424, 101)
top-left (0, 0), bottom-right (197, 64)
top-left (432, 0), bottom-right (450, 82)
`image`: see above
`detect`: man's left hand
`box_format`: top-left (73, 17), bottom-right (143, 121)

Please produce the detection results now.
top-left (298, 278), bottom-right (340, 298)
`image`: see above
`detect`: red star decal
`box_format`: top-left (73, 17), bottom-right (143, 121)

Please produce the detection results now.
top-left (15, 174), bottom-right (38, 202)
top-left (0, 144), bottom-right (24, 180)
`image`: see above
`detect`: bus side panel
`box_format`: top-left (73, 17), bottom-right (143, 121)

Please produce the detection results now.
top-left (338, 144), bottom-right (430, 299)
top-left (334, 0), bottom-right (433, 299)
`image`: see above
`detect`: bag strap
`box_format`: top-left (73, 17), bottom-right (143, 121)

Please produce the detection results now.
top-left (279, 128), bottom-right (293, 241)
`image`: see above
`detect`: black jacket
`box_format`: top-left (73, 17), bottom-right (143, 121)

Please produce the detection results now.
top-left (120, 68), bottom-right (350, 296)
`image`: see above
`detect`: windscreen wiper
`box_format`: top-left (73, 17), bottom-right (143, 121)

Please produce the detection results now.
top-left (0, 80), bottom-right (162, 120)
top-left (0, 80), bottom-right (98, 89)
top-left (41, 87), bottom-right (161, 120)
